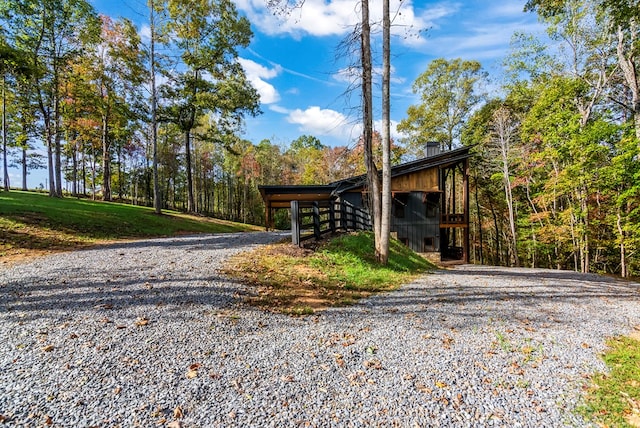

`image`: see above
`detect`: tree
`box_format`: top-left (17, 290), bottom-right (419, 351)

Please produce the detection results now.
top-left (399, 58), bottom-right (487, 154)
top-left (1, 36), bottom-right (35, 191)
top-left (379, 0), bottom-right (391, 265)
top-left (159, 0), bottom-right (260, 213)
top-left (359, 0), bottom-right (383, 261)
top-left (81, 15), bottom-right (145, 201)
top-left (1, 0), bottom-right (101, 197)
top-left (148, 0), bottom-right (166, 214)
top-left (490, 105), bottom-right (521, 266)
top-left (525, 0), bottom-right (640, 142)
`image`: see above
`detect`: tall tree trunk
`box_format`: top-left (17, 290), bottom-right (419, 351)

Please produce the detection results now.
top-left (150, 0), bottom-right (161, 214)
top-left (102, 111), bottom-right (112, 201)
top-left (379, 0), bottom-right (391, 265)
top-left (91, 147), bottom-right (97, 200)
top-left (184, 129), bottom-right (195, 212)
top-left (71, 144), bottom-right (77, 196)
top-left (53, 64), bottom-right (62, 197)
top-left (489, 199), bottom-right (501, 265)
top-left (81, 149), bottom-right (86, 196)
top-left (1, 76), bottom-right (8, 192)
top-left (46, 130), bottom-right (54, 196)
top-left (361, 0), bottom-right (381, 254)
top-left (616, 206), bottom-right (627, 278)
top-left (22, 146), bottom-right (27, 191)
top-left (474, 173), bottom-right (483, 264)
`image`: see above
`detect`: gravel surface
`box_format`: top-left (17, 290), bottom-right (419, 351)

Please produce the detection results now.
top-left (1, 231), bottom-right (639, 427)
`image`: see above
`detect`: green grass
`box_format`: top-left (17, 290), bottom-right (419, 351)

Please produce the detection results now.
top-left (225, 231), bottom-right (435, 313)
top-left (578, 335), bottom-right (640, 427)
top-left (311, 231), bottom-right (434, 291)
top-left (0, 190), bottom-right (260, 258)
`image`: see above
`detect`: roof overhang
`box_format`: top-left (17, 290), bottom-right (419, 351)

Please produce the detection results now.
top-left (259, 185), bottom-right (337, 209)
top-left (258, 146), bottom-right (473, 207)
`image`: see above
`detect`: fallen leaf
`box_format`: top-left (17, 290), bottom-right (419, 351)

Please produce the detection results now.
top-left (281, 375), bottom-right (294, 382)
top-left (186, 370), bottom-right (198, 379)
top-left (363, 358), bottom-right (382, 370)
top-left (416, 383), bottom-right (432, 394)
top-left (442, 335), bottom-right (454, 348)
top-left (435, 381), bottom-right (448, 388)
top-left (113, 387), bottom-right (121, 395)
top-left (581, 342), bottom-right (591, 349)
top-left (135, 317), bottom-right (149, 327)
top-left (189, 363), bottom-right (202, 371)
top-left (173, 406), bottom-right (183, 419)
top-left (168, 421), bottom-right (181, 428)
top-left (41, 345), bottom-right (54, 352)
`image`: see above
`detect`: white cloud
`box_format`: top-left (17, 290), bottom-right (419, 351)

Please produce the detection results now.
top-left (269, 104), bottom-right (291, 114)
top-left (139, 24), bottom-right (151, 42)
top-left (372, 119), bottom-right (407, 143)
top-left (283, 105), bottom-right (406, 143)
top-left (238, 58), bottom-right (282, 104)
top-left (286, 106), bottom-right (354, 139)
top-left (235, 0), bottom-right (456, 46)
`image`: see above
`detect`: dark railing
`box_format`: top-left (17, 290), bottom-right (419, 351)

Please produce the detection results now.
top-left (291, 200), bottom-right (372, 246)
top-left (440, 213), bottom-right (466, 224)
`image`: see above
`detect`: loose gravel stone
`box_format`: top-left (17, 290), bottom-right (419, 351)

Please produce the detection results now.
top-left (1, 233), bottom-right (639, 427)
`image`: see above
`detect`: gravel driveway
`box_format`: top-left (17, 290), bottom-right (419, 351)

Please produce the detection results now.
top-left (1, 232), bottom-right (639, 427)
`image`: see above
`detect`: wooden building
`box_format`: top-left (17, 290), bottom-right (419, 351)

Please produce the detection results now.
top-left (259, 146), bottom-right (471, 263)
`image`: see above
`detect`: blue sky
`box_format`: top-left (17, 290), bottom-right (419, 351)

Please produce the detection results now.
top-left (9, 0), bottom-right (546, 188)
top-left (90, 0), bottom-right (545, 147)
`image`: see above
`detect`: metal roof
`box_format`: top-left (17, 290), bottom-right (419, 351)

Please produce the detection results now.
top-left (258, 146), bottom-right (472, 206)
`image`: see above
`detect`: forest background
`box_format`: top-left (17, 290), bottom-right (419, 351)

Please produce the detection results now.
top-left (0, 0), bottom-right (638, 277)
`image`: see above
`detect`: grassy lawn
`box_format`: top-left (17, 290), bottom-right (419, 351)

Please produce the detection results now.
top-left (223, 231), bottom-right (435, 314)
top-left (579, 332), bottom-right (640, 427)
top-left (0, 190), bottom-right (260, 263)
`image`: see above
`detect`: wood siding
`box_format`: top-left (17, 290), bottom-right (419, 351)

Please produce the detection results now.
top-left (390, 168), bottom-right (439, 192)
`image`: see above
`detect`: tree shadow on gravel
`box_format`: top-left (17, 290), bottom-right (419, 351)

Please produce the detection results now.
top-left (0, 270), bottom-right (252, 322)
top-left (85, 232), bottom-right (290, 253)
top-left (336, 265), bottom-right (640, 328)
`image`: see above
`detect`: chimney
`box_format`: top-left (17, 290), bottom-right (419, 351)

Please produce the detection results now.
top-left (425, 141), bottom-right (441, 157)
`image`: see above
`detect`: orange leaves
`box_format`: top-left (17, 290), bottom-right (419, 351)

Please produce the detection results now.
top-left (442, 334), bottom-right (455, 349)
top-left (363, 358), bottom-right (382, 370)
top-left (41, 345), bottom-right (55, 353)
top-left (134, 317), bottom-right (149, 327)
top-left (186, 363), bottom-right (201, 379)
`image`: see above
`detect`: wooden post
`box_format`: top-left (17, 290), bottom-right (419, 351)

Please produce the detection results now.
top-left (330, 201), bottom-right (336, 233)
top-left (313, 201), bottom-right (321, 240)
top-left (341, 201), bottom-right (348, 231)
top-left (291, 200), bottom-right (300, 246)
top-left (264, 203), bottom-right (271, 231)
top-left (463, 158), bottom-right (470, 263)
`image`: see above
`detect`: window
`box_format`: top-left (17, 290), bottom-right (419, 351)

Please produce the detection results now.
top-left (424, 237), bottom-right (435, 252)
top-left (393, 193), bottom-right (409, 218)
top-left (425, 193), bottom-right (440, 218)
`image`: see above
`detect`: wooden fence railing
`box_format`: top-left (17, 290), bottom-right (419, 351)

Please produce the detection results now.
top-left (291, 200), bottom-right (372, 246)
